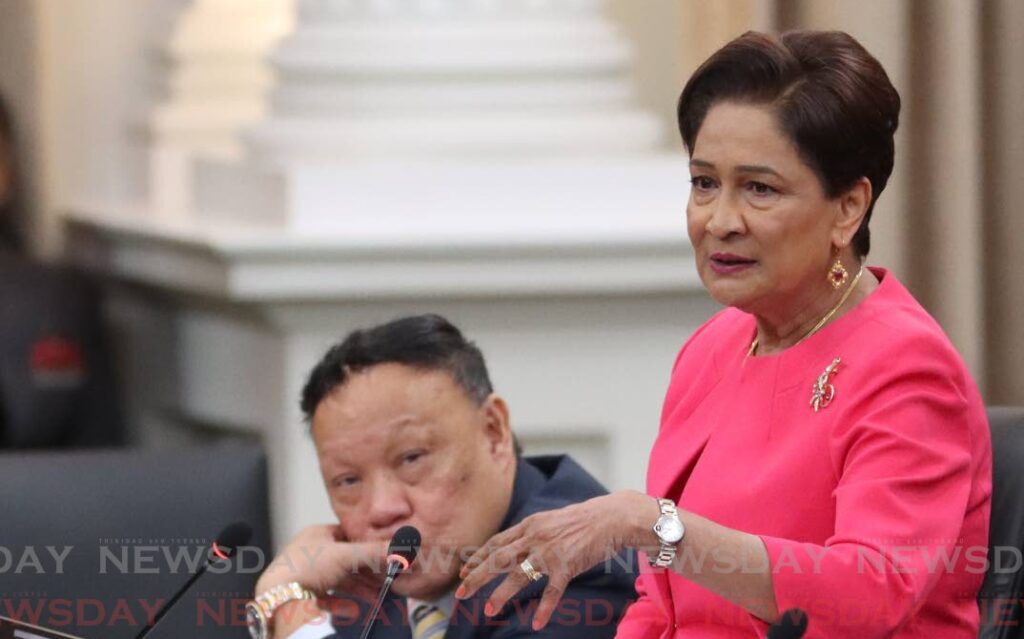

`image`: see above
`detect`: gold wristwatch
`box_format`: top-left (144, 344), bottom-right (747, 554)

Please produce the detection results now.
top-left (246, 582), bottom-right (316, 639)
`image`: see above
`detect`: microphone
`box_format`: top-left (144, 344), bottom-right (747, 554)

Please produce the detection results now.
top-left (132, 522), bottom-right (253, 639)
top-left (385, 525), bottom-right (421, 578)
top-left (358, 526), bottom-right (421, 639)
top-left (767, 608), bottom-right (808, 639)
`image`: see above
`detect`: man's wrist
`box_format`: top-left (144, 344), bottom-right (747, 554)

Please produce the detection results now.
top-left (255, 578), bottom-right (277, 598)
top-left (268, 599), bottom-right (326, 639)
top-left (255, 572), bottom-right (304, 599)
top-left (249, 581), bottom-right (319, 639)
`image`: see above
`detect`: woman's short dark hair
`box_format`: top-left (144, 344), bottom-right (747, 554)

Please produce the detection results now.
top-left (677, 30), bottom-right (901, 257)
top-left (300, 313), bottom-right (494, 423)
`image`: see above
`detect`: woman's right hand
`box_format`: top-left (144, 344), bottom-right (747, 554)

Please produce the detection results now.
top-left (456, 490), bottom-right (658, 630)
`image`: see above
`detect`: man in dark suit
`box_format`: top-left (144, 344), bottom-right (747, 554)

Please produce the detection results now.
top-left (0, 251), bottom-right (124, 447)
top-left (0, 92), bottom-right (123, 448)
top-left (248, 315), bottom-right (636, 639)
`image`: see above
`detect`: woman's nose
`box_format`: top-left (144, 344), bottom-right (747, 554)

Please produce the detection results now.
top-left (705, 192), bottom-right (745, 239)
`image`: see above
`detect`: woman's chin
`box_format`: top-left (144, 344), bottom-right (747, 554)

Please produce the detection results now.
top-left (700, 266), bottom-right (760, 303)
top-left (704, 281), bottom-right (758, 310)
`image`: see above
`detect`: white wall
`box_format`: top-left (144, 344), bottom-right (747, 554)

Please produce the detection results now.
top-left (0, 0), bottom-right (177, 255)
top-left (0, 1), bottom-right (688, 254)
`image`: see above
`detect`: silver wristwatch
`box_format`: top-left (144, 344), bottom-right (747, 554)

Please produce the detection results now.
top-left (246, 582), bottom-right (316, 639)
top-left (650, 497), bottom-right (685, 567)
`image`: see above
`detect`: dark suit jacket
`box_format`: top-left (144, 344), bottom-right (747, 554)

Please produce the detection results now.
top-left (0, 251), bottom-right (123, 447)
top-left (325, 455), bottom-right (638, 639)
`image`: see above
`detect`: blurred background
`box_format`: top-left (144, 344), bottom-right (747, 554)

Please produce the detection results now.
top-left (0, 0), bottom-right (1021, 544)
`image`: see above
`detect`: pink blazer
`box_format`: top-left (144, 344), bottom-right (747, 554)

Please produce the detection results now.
top-left (615, 268), bottom-right (992, 638)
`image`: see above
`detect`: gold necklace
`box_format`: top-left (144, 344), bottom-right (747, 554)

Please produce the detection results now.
top-left (748, 266), bottom-right (865, 356)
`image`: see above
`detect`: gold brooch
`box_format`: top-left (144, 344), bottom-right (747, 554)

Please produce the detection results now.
top-left (811, 358), bottom-right (841, 412)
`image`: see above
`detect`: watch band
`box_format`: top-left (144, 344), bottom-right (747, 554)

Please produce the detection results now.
top-left (246, 582), bottom-right (316, 639)
top-left (650, 497), bottom-right (684, 568)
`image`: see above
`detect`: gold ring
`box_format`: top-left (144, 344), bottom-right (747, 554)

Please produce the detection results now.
top-left (520, 558), bottom-right (544, 582)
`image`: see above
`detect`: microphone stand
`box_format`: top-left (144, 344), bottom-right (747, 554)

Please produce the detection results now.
top-left (357, 562), bottom-right (403, 639)
top-left (132, 564), bottom-right (210, 639)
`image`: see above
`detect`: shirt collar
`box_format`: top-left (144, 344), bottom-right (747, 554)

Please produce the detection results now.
top-left (406, 589), bottom-right (455, 626)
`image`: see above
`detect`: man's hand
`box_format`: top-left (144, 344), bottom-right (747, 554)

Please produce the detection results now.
top-left (257, 524), bottom-right (388, 598)
top-left (254, 524), bottom-right (389, 637)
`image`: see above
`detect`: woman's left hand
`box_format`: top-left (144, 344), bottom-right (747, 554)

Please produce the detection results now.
top-left (455, 489), bottom-right (657, 630)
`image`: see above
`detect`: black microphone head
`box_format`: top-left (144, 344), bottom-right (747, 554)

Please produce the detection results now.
top-left (387, 525), bottom-right (421, 565)
top-left (212, 522), bottom-right (253, 559)
top-left (767, 609), bottom-right (808, 639)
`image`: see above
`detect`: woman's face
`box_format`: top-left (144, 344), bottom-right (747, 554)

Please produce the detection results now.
top-left (687, 101), bottom-right (842, 317)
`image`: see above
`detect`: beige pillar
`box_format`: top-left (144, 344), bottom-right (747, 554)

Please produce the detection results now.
top-left (678, 0), bottom-right (763, 78)
top-left (983, 0), bottom-right (1024, 403)
top-left (903, 0), bottom-right (984, 380)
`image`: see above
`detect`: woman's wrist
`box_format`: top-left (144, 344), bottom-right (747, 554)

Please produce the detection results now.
top-left (611, 490), bottom-right (662, 550)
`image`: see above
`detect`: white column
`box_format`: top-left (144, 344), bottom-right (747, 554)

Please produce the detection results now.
top-left (189, 0), bottom-right (673, 232)
top-left (246, 0), bottom-right (662, 164)
top-left (147, 0), bottom-right (294, 215)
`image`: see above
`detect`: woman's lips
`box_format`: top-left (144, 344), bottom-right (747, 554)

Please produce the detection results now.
top-left (709, 253), bottom-right (756, 274)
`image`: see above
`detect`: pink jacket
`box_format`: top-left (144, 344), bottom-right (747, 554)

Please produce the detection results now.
top-left (616, 268), bottom-right (992, 638)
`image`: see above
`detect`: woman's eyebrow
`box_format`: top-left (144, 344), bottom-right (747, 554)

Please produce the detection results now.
top-left (735, 164), bottom-right (783, 178)
top-left (688, 157), bottom-right (782, 180)
top-left (690, 158), bottom-right (783, 179)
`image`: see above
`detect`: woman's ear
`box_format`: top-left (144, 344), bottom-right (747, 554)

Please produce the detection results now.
top-left (833, 177), bottom-right (872, 247)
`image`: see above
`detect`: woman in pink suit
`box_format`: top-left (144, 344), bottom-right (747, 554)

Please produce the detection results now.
top-left (455, 30), bottom-right (992, 638)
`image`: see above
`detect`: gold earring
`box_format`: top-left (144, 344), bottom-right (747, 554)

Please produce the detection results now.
top-left (828, 257), bottom-right (849, 289)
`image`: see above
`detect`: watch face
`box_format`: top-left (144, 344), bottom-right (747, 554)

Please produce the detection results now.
top-left (246, 603), bottom-right (265, 639)
top-left (655, 515), bottom-right (685, 544)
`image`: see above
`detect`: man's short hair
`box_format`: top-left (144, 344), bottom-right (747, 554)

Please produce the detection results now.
top-left (300, 313), bottom-right (495, 423)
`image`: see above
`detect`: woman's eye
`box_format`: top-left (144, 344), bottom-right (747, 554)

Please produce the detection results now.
top-left (748, 181), bottom-right (777, 195)
top-left (690, 176), bottom-right (716, 191)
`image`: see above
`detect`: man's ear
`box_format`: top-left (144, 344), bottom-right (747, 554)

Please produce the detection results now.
top-left (832, 176), bottom-right (872, 247)
top-left (480, 393), bottom-right (514, 462)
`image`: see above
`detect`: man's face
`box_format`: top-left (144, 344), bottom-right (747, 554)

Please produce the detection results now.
top-left (311, 363), bottom-right (517, 599)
